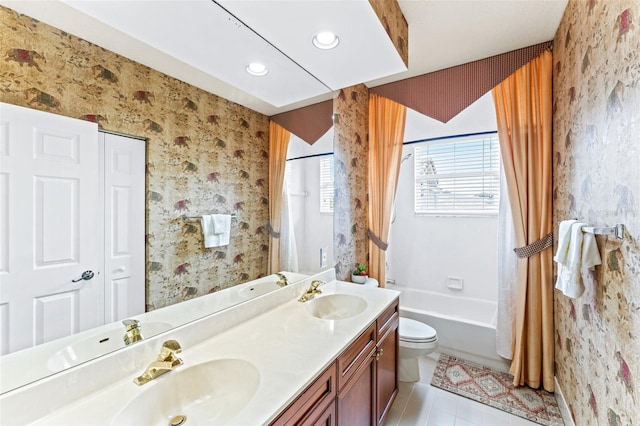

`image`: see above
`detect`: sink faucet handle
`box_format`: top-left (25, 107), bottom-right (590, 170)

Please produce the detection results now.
top-left (160, 340), bottom-right (182, 360)
top-left (123, 319), bottom-right (143, 345)
top-left (276, 272), bottom-right (289, 286)
top-left (298, 280), bottom-right (325, 302)
top-left (133, 340), bottom-right (183, 386)
top-left (122, 319), bottom-right (140, 330)
top-left (310, 280), bottom-right (323, 291)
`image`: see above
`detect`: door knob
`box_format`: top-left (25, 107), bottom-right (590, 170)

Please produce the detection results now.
top-left (72, 270), bottom-right (95, 282)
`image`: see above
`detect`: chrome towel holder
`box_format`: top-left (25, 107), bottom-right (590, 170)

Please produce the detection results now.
top-left (183, 213), bottom-right (237, 221)
top-left (580, 223), bottom-right (625, 240)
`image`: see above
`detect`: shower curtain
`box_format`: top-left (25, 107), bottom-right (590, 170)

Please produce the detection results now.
top-left (496, 164), bottom-right (517, 359)
top-left (279, 167), bottom-right (299, 273)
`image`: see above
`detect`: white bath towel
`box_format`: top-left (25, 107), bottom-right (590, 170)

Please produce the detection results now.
top-left (201, 214), bottom-right (231, 248)
top-left (554, 222), bottom-right (602, 299)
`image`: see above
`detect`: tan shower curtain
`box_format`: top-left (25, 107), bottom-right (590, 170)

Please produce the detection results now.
top-left (368, 93), bottom-right (407, 288)
top-left (492, 50), bottom-right (554, 391)
top-left (268, 121), bottom-right (291, 275)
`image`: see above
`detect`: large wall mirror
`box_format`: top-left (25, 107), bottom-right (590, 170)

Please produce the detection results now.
top-left (0, 3), bottom-right (334, 393)
top-left (0, 108), bottom-right (320, 393)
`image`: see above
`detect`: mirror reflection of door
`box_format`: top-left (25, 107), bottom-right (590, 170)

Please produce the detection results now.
top-left (0, 103), bottom-right (145, 355)
top-left (284, 129), bottom-right (334, 274)
top-left (100, 132), bottom-right (145, 324)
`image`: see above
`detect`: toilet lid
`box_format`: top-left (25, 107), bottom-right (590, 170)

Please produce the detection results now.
top-left (399, 318), bottom-right (437, 343)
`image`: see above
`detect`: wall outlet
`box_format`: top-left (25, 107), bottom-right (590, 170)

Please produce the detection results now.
top-left (320, 247), bottom-right (328, 268)
top-left (446, 276), bottom-right (463, 290)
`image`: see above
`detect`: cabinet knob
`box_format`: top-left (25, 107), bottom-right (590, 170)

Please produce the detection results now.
top-left (374, 348), bottom-right (384, 361)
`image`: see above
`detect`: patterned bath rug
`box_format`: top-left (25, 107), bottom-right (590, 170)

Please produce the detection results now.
top-left (431, 354), bottom-right (563, 426)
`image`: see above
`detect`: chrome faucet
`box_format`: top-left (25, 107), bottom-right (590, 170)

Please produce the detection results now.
top-left (298, 280), bottom-right (323, 302)
top-left (276, 272), bottom-right (289, 287)
top-left (133, 340), bottom-right (183, 386)
top-left (123, 319), bottom-right (143, 345)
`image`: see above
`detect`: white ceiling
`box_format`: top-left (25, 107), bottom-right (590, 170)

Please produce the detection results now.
top-left (1, 0), bottom-right (568, 116)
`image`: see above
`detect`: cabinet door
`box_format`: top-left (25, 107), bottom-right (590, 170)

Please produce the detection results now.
top-left (271, 364), bottom-right (337, 426)
top-left (336, 323), bottom-right (376, 391)
top-left (337, 352), bottom-right (375, 426)
top-left (376, 316), bottom-right (399, 425)
top-left (301, 399), bottom-right (336, 426)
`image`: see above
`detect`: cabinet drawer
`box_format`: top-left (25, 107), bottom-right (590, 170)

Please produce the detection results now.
top-left (271, 363), bottom-right (337, 426)
top-left (336, 322), bottom-right (376, 391)
top-left (376, 298), bottom-right (399, 338)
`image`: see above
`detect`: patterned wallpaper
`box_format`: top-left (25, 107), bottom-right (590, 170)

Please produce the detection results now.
top-left (333, 84), bottom-right (370, 281)
top-left (368, 0), bottom-right (409, 68)
top-left (553, 0), bottom-right (639, 424)
top-left (0, 6), bottom-right (270, 310)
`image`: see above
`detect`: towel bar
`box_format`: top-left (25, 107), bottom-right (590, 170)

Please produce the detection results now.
top-left (581, 224), bottom-right (624, 240)
top-left (558, 221), bottom-right (625, 240)
top-left (183, 213), bottom-right (237, 221)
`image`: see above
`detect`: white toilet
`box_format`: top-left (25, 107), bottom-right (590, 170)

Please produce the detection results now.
top-left (398, 317), bottom-right (438, 382)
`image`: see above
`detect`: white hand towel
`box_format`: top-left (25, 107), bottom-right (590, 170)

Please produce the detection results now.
top-left (555, 222), bottom-right (586, 298)
top-left (211, 214), bottom-right (231, 235)
top-left (201, 214), bottom-right (231, 248)
top-left (554, 222), bottom-right (601, 299)
top-left (581, 230), bottom-right (602, 270)
top-left (201, 215), bottom-right (217, 248)
top-left (554, 219), bottom-right (577, 264)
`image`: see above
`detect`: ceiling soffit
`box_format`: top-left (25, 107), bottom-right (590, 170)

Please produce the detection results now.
top-left (217, 0), bottom-right (408, 92)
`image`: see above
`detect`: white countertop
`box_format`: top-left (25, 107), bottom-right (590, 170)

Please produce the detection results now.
top-left (20, 279), bottom-right (399, 425)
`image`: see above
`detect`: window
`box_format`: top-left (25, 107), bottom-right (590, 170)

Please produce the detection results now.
top-left (414, 135), bottom-right (500, 215)
top-left (320, 155), bottom-right (334, 213)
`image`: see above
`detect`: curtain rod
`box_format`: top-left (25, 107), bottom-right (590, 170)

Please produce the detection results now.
top-left (287, 152), bottom-right (333, 162)
top-left (402, 130), bottom-right (498, 146)
top-left (286, 131), bottom-right (499, 161)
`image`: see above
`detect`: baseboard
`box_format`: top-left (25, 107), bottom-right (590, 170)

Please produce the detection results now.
top-left (554, 376), bottom-right (574, 426)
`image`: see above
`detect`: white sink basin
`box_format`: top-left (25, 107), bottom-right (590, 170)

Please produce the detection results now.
top-left (47, 322), bottom-right (172, 372)
top-left (112, 359), bottom-right (260, 426)
top-left (237, 280), bottom-right (281, 299)
top-left (306, 294), bottom-right (367, 320)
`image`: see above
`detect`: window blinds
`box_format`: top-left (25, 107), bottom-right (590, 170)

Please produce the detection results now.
top-left (414, 136), bottom-right (500, 215)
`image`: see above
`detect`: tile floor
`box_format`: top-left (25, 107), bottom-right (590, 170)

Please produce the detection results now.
top-left (384, 354), bottom-right (542, 426)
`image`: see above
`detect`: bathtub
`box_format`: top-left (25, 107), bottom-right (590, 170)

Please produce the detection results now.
top-left (386, 284), bottom-right (509, 371)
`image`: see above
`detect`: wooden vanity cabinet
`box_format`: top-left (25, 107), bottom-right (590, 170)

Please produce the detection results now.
top-left (375, 300), bottom-right (399, 425)
top-left (336, 298), bottom-right (399, 426)
top-left (302, 399), bottom-right (337, 426)
top-left (271, 297), bottom-right (399, 426)
top-left (271, 364), bottom-right (337, 426)
top-left (336, 323), bottom-right (377, 425)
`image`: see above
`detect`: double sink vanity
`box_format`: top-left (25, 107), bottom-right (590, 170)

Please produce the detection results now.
top-left (0, 269), bottom-right (400, 425)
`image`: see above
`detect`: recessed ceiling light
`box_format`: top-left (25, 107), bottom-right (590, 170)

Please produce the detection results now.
top-left (246, 62), bottom-right (268, 76)
top-left (313, 31), bottom-right (339, 50)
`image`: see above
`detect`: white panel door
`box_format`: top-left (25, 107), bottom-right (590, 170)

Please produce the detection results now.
top-left (0, 102), bottom-right (103, 354)
top-left (101, 132), bottom-right (145, 322)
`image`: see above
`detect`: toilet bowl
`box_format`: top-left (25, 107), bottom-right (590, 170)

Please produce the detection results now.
top-left (398, 317), bottom-right (438, 382)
